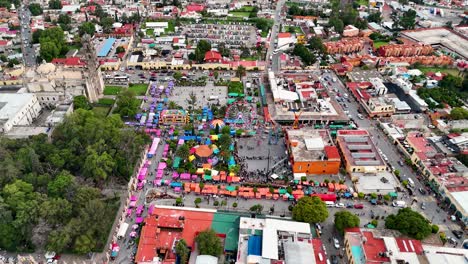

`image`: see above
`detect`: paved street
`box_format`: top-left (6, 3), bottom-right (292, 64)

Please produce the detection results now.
top-left (266, 0), bottom-right (286, 73)
top-left (19, 3), bottom-right (35, 68)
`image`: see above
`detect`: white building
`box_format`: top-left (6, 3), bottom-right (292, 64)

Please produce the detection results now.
top-left (145, 22), bottom-right (169, 35)
top-left (369, 77), bottom-right (388, 95)
top-left (0, 93), bottom-right (42, 133)
top-left (277, 33), bottom-right (296, 51)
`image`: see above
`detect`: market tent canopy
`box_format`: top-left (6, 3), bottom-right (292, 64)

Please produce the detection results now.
top-left (270, 174), bottom-right (279, 179)
top-left (389, 192), bottom-right (398, 197)
top-left (228, 93), bottom-right (239, 97)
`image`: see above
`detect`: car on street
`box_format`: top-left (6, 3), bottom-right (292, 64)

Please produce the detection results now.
top-left (333, 238), bottom-right (340, 249)
top-left (335, 203), bottom-right (345, 208)
top-left (418, 187), bottom-right (427, 195)
top-left (315, 223), bottom-right (322, 235)
top-left (420, 202), bottom-right (426, 210)
top-left (452, 230), bottom-right (463, 239)
top-left (398, 160), bottom-right (404, 166)
top-left (354, 204), bottom-right (364, 209)
top-left (357, 113), bottom-right (364, 119)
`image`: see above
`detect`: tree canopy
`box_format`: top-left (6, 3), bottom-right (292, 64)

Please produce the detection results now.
top-left (0, 109), bottom-right (147, 253)
top-left (385, 208), bottom-right (432, 240)
top-left (398, 10), bottom-right (417, 30)
top-left (194, 40), bottom-right (212, 63)
top-left (293, 44), bottom-right (316, 66)
top-left (175, 239), bottom-right (189, 263)
top-left (114, 90), bottom-right (140, 118)
top-left (28, 3), bottom-right (43, 16)
top-left (334, 211), bottom-right (360, 234)
top-left (195, 229), bottom-right (223, 257)
top-left (39, 27), bottom-right (67, 62)
top-left (292, 196), bottom-right (329, 223)
top-left (450, 107), bottom-right (468, 120)
top-left (48, 0), bottom-right (62, 9)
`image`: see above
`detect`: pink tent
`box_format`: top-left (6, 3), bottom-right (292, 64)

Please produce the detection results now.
top-left (172, 172), bottom-right (179, 179)
top-left (130, 195), bottom-right (137, 201)
top-left (137, 182), bottom-right (143, 190)
top-left (136, 217), bottom-right (144, 224)
top-left (129, 201), bottom-right (137, 208)
top-left (158, 162), bottom-right (167, 170)
top-left (190, 147), bottom-right (196, 154)
top-left (164, 144), bottom-right (169, 151)
top-left (178, 139), bottom-right (185, 145)
top-left (180, 173), bottom-right (191, 180)
top-left (136, 205), bottom-right (144, 216)
top-left (126, 209), bottom-right (133, 217)
top-left (174, 187), bottom-right (181, 193)
top-left (154, 179), bottom-right (162, 186)
top-left (148, 204), bottom-right (154, 215)
top-left (191, 174), bottom-right (198, 180)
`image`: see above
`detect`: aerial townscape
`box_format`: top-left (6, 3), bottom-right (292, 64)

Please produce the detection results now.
top-left (1, 0), bottom-right (468, 263)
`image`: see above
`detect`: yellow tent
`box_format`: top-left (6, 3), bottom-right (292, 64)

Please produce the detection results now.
top-left (196, 168), bottom-right (204, 174)
top-left (189, 155), bottom-right (196, 162)
top-left (210, 135), bottom-right (219, 141)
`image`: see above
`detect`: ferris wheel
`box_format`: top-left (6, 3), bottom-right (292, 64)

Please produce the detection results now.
top-left (224, 101), bottom-right (256, 130)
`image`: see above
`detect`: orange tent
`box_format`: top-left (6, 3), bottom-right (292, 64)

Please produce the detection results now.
top-left (255, 193), bottom-right (262, 199)
top-left (266, 193), bottom-right (273, 199)
top-left (273, 194), bottom-right (279, 200)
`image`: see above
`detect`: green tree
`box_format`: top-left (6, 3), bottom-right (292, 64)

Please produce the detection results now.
top-left (195, 229), bottom-right (223, 257)
top-left (78, 22), bottom-right (96, 36)
top-left (394, 169), bottom-right (400, 177)
top-left (368, 11), bottom-right (382, 23)
top-left (173, 71), bottom-right (183, 80)
top-left (253, 18), bottom-right (272, 32)
top-left (47, 170), bottom-right (76, 198)
top-left (399, 10), bottom-right (417, 30)
top-left (40, 41), bottom-right (60, 62)
top-left (195, 39), bottom-right (212, 63)
top-left (221, 125), bottom-right (231, 135)
top-left (431, 224), bottom-right (439, 233)
top-left (218, 134), bottom-right (232, 153)
top-left (57, 14), bottom-right (71, 25)
top-left (49, 0), bottom-right (62, 9)
top-left (292, 196), bottom-right (329, 223)
top-left (175, 239), bottom-right (189, 263)
top-left (82, 148), bottom-right (116, 182)
top-left (308, 36), bottom-right (326, 54)
top-left (74, 233), bottom-right (96, 254)
top-left (194, 197), bottom-right (202, 205)
top-left (450, 107), bottom-right (468, 120)
top-left (293, 44), bottom-right (316, 66)
top-left (73, 95), bottom-right (92, 110)
top-left (334, 211), bottom-right (360, 234)
top-left (28, 3), bottom-right (43, 16)
top-left (176, 144), bottom-right (190, 161)
top-left (250, 204), bottom-right (263, 213)
top-left (32, 29), bottom-right (43, 44)
top-left (100, 17), bottom-right (114, 33)
top-left (385, 208), bottom-right (432, 240)
top-left (40, 198), bottom-right (72, 226)
top-left (329, 17), bottom-right (344, 33)
top-left (116, 46), bottom-right (125, 54)
top-left (236, 65), bottom-right (246, 79)
top-left (114, 90), bottom-right (140, 117)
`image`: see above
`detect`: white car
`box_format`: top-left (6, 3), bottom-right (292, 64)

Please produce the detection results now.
top-left (335, 203), bottom-right (345, 208)
top-left (333, 238), bottom-right (340, 249)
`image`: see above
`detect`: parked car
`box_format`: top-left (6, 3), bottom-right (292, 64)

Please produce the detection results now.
top-left (333, 238), bottom-right (340, 249)
top-left (315, 223), bottom-right (322, 235)
top-left (354, 204), bottom-right (364, 209)
top-left (420, 202), bottom-right (426, 210)
top-left (418, 187), bottom-right (427, 195)
top-left (335, 203), bottom-right (345, 208)
top-left (452, 230), bottom-right (463, 239)
top-left (398, 160), bottom-right (404, 166)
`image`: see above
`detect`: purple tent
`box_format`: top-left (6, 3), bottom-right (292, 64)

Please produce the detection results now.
top-left (130, 195), bottom-right (137, 201)
top-left (158, 163), bottom-right (167, 170)
top-left (172, 172), bottom-right (179, 179)
top-left (192, 174), bottom-right (198, 180)
top-left (180, 173), bottom-right (191, 180)
top-left (174, 187), bottom-right (181, 193)
top-left (129, 201), bottom-right (137, 208)
top-left (135, 217), bottom-right (143, 224)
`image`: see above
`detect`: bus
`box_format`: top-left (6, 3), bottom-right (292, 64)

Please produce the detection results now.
top-left (114, 75), bottom-right (129, 82)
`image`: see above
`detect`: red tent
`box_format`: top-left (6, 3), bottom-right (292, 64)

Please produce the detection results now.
top-left (311, 193), bottom-right (337, 202)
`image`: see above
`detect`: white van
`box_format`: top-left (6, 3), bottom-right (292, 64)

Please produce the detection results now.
top-left (392, 201), bottom-right (406, 208)
top-left (325, 201), bottom-right (335, 207)
top-left (408, 178), bottom-right (415, 187)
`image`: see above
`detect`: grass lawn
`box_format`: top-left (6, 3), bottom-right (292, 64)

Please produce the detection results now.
top-left (98, 98), bottom-right (115, 106)
top-left (356, 0), bottom-right (369, 5)
top-left (229, 11), bottom-right (251, 18)
top-left (260, 31), bottom-right (269, 38)
top-left (165, 20), bottom-right (175, 33)
top-left (146, 28), bottom-right (154, 36)
top-left (373, 41), bottom-right (389, 49)
top-left (416, 66), bottom-right (461, 76)
top-left (103, 86), bottom-right (123, 95)
top-left (128, 84), bottom-right (148, 95)
top-left (284, 26), bottom-right (303, 34)
top-left (92, 106), bottom-right (111, 118)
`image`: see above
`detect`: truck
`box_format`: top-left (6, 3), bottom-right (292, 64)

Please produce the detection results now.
top-left (392, 200), bottom-right (406, 208)
top-left (117, 222), bottom-right (129, 239)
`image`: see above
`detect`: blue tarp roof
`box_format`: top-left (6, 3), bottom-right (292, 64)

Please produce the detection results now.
top-left (248, 235), bottom-right (262, 256)
top-left (98, 38), bottom-right (116, 57)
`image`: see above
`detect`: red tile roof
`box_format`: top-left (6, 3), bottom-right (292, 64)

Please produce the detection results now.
top-left (312, 239), bottom-right (327, 264)
top-left (186, 4), bottom-right (205, 12)
top-left (135, 207), bottom-right (215, 263)
top-left (204, 51), bottom-right (222, 62)
top-left (51, 57), bottom-right (86, 66)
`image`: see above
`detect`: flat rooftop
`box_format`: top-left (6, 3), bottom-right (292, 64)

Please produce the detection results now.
top-left (0, 93), bottom-right (34, 121)
top-left (406, 132), bottom-right (437, 161)
top-left (353, 171), bottom-right (398, 194)
top-left (336, 130), bottom-right (385, 167)
top-left (401, 28), bottom-right (468, 59)
top-left (286, 128), bottom-right (340, 162)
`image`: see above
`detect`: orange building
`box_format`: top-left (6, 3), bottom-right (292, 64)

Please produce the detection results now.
top-left (285, 128), bottom-right (341, 175)
top-left (324, 37), bottom-right (371, 55)
top-left (377, 44), bottom-right (433, 57)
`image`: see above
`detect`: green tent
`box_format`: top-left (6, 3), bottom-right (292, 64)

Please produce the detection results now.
top-left (246, 96), bottom-right (253, 102)
top-left (204, 175), bottom-right (212, 180)
top-left (389, 192), bottom-right (398, 198)
top-left (173, 157), bottom-right (181, 169)
top-left (366, 224), bottom-right (376, 229)
top-left (278, 188), bottom-right (287, 195)
top-left (228, 93), bottom-right (239, 97)
top-left (226, 186), bottom-right (236, 192)
top-left (239, 93), bottom-right (245, 97)
top-left (149, 43), bottom-right (156, 48)
top-left (227, 99), bottom-right (236, 104)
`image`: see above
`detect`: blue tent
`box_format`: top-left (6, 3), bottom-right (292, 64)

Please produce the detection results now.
top-left (344, 192), bottom-right (352, 198)
top-left (170, 182), bottom-right (182, 188)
